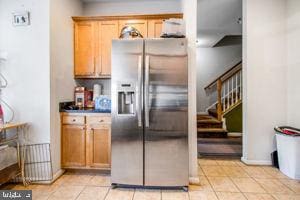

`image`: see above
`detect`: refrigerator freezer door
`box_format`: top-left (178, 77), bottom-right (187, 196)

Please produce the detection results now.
top-left (144, 39), bottom-right (189, 187)
top-left (111, 39), bottom-right (144, 186)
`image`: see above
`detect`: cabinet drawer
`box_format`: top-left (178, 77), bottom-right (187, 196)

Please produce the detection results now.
top-left (62, 116), bottom-right (85, 125)
top-left (86, 116), bottom-right (111, 125)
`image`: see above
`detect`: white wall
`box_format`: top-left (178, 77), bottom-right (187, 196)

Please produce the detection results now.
top-left (50, 0), bottom-right (82, 175)
top-left (182, 0), bottom-right (199, 184)
top-left (196, 44), bottom-right (242, 112)
top-left (242, 0), bottom-right (288, 164)
top-left (0, 0), bottom-right (50, 143)
top-left (287, 0), bottom-right (300, 128)
top-left (83, 0), bottom-right (182, 16)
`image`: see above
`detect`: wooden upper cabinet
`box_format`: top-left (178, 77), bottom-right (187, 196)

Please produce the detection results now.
top-left (62, 125), bottom-right (86, 167)
top-left (97, 20), bottom-right (119, 76)
top-left (74, 22), bottom-right (96, 77)
top-left (148, 19), bottom-right (164, 38)
top-left (73, 14), bottom-right (183, 78)
top-left (118, 20), bottom-right (148, 38)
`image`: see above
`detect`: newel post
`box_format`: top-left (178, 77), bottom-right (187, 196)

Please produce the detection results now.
top-left (217, 79), bottom-right (222, 121)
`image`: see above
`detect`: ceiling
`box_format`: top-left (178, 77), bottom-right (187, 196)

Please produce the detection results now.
top-left (81, 0), bottom-right (119, 2)
top-left (197, 0), bottom-right (242, 47)
top-left (81, 0), bottom-right (171, 2)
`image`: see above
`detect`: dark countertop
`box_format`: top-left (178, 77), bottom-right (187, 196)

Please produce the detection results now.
top-left (59, 101), bottom-right (111, 114)
top-left (61, 108), bottom-right (111, 113)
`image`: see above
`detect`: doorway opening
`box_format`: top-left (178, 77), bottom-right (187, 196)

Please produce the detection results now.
top-left (196, 0), bottom-right (243, 158)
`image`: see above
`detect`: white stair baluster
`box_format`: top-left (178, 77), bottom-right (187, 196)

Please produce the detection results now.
top-left (240, 70), bottom-right (242, 101)
top-left (227, 80), bottom-right (230, 110)
top-left (235, 73), bottom-right (238, 103)
top-left (223, 85), bottom-right (226, 111)
top-left (231, 77), bottom-right (233, 106)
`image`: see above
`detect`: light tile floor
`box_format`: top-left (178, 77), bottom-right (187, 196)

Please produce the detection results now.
top-left (1, 158), bottom-right (300, 200)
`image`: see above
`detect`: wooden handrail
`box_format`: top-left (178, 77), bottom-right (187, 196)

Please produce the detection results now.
top-left (204, 61), bottom-right (242, 90)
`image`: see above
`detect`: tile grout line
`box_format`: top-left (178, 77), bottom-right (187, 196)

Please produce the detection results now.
top-left (200, 160), bottom-right (261, 200)
top-left (200, 165), bottom-right (221, 200)
top-left (253, 176), bottom-right (296, 195)
top-left (237, 167), bottom-right (276, 195)
top-left (228, 176), bottom-right (249, 200)
top-left (131, 188), bottom-right (136, 200)
top-left (276, 178), bottom-right (298, 194)
top-left (44, 185), bottom-right (62, 200)
top-left (74, 185), bottom-right (87, 200)
top-left (103, 186), bottom-right (111, 200)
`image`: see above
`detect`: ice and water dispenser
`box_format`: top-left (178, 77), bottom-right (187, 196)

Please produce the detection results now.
top-left (117, 83), bottom-right (136, 115)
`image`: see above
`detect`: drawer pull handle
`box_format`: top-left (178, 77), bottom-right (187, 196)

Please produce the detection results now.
top-left (99, 120), bottom-right (104, 123)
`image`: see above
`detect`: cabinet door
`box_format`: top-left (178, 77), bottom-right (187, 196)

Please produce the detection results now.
top-left (87, 125), bottom-right (111, 168)
top-left (62, 125), bottom-right (86, 167)
top-left (119, 20), bottom-right (148, 38)
top-left (148, 19), bottom-right (164, 38)
top-left (74, 21), bottom-right (96, 77)
top-left (97, 20), bottom-right (119, 76)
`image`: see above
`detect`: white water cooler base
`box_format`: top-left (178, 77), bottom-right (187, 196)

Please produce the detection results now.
top-left (276, 134), bottom-right (300, 180)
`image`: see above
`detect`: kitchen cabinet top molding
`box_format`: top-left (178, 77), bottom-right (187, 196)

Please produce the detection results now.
top-left (72, 13), bottom-right (183, 21)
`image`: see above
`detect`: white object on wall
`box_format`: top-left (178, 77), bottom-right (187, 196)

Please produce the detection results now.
top-left (12, 11), bottom-right (30, 26)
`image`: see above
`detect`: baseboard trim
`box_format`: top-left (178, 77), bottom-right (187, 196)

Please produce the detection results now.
top-left (52, 169), bottom-right (65, 182)
top-left (228, 132), bottom-right (243, 137)
top-left (32, 169), bottom-right (65, 185)
top-left (189, 176), bottom-right (200, 185)
top-left (241, 157), bottom-right (272, 165)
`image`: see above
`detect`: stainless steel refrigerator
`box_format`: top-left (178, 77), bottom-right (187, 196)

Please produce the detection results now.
top-left (111, 38), bottom-right (188, 189)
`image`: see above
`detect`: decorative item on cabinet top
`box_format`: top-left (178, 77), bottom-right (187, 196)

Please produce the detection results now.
top-left (72, 13), bottom-right (183, 79)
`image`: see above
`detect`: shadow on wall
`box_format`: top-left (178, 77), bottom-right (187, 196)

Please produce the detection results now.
top-left (224, 103), bottom-right (242, 133)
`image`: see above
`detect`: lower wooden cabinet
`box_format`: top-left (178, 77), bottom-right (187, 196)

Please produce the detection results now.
top-left (86, 125), bottom-right (111, 168)
top-left (62, 125), bottom-right (86, 167)
top-left (61, 113), bottom-right (111, 169)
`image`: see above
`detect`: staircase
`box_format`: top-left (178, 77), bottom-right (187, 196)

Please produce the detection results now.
top-left (197, 114), bottom-right (227, 138)
top-left (198, 61), bottom-right (242, 138)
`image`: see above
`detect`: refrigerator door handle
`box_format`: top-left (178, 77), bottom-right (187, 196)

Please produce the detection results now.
top-left (137, 55), bottom-right (142, 127)
top-left (145, 55), bottom-right (150, 128)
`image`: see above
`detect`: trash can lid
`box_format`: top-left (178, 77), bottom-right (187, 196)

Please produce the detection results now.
top-left (274, 126), bottom-right (300, 137)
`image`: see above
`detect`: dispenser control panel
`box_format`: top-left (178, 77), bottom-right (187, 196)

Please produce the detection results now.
top-left (117, 83), bottom-right (136, 115)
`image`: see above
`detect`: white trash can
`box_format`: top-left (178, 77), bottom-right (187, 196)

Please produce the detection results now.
top-left (275, 126), bottom-right (300, 180)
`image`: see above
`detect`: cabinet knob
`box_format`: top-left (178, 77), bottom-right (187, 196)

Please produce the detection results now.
top-left (72, 119), bottom-right (76, 122)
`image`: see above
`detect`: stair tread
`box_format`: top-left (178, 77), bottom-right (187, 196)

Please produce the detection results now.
top-left (197, 128), bottom-right (227, 133)
top-left (197, 115), bottom-right (213, 119)
top-left (197, 119), bottom-right (222, 124)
